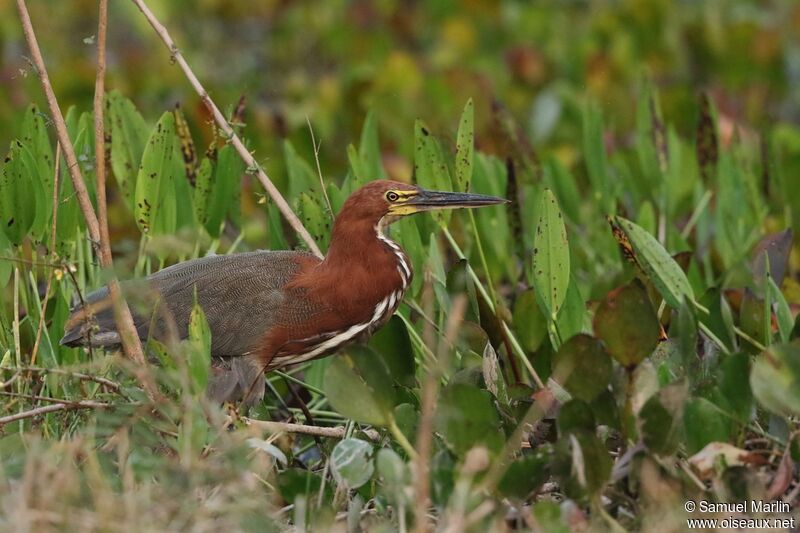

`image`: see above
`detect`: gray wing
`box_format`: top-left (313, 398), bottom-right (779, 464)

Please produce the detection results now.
top-left (61, 250), bottom-right (316, 358)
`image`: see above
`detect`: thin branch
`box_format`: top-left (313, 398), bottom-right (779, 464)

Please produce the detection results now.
top-left (31, 143), bottom-right (61, 366)
top-left (92, 0), bottom-right (158, 399)
top-left (2, 366), bottom-right (123, 394)
top-left (130, 0), bottom-right (323, 258)
top-left (0, 399), bottom-right (112, 426)
top-left (243, 418), bottom-right (381, 442)
top-left (414, 295), bottom-right (467, 533)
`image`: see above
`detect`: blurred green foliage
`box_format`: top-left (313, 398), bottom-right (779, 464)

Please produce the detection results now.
top-left (1, 0), bottom-right (800, 531)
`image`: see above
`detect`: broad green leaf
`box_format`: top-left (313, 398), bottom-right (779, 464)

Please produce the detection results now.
top-left (557, 399), bottom-right (596, 435)
top-left (750, 343), bottom-right (800, 416)
top-left (413, 120), bottom-right (452, 224)
top-left (552, 429), bottom-right (611, 497)
top-left (323, 346), bottom-right (396, 426)
top-left (717, 352), bottom-right (753, 423)
top-left (513, 289), bottom-right (547, 353)
top-left (187, 300), bottom-right (211, 393)
top-left (639, 381), bottom-right (688, 455)
top-left (376, 448), bottom-right (409, 503)
top-left (582, 100), bottom-right (612, 213)
top-left (20, 104), bottom-right (54, 239)
top-left (593, 282), bottom-right (661, 368)
top-left (498, 451), bottom-right (549, 500)
top-left (204, 144), bottom-right (243, 238)
top-left (684, 398), bottom-right (731, 454)
top-left (368, 315), bottom-right (415, 388)
top-left (0, 141), bottom-right (39, 244)
top-left (108, 91), bottom-right (149, 209)
top-left (435, 382), bottom-right (504, 455)
top-left (609, 216), bottom-right (694, 309)
top-left (283, 139), bottom-right (316, 201)
top-left (358, 111), bottom-right (384, 182)
top-left (297, 191), bottom-right (328, 251)
top-left (193, 157), bottom-right (214, 228)
top-left (454, 98), bottom-right (474, 192)
top-left (134, 112), bottom-right (176, 235)
top-left (531, 189), bottom-right (569, 319)
top-left (331, 438), bottom-right (374, 489)
top-left (551, 334), bottom-right (612, 402)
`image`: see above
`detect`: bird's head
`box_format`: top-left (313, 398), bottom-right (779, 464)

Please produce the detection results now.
top-left (338, 179), bottom-right (508, 229)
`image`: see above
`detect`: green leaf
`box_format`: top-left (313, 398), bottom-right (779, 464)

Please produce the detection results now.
top-left (187, 299), bottom-right (211, 393)
top-left (498, 451), bottom-right (549, 500)
top-left (750, 343), bottom-right (800, 416)
top-left (531, 189), bottom-right (569, 319)
top-left (358, 111), bottom-right (384, 182)
top-left (108, 91), bottom-right (149, 209)
top-left (639, 381), bottom-right (687, 455)
top-left (513, 289), bottom-right (547, 353)
top-left (435, 382), bottom-right (504, 455)
top-left (593, 282), bottom-right (661, 367)
top-left (0, 141), bottom-right (41, 245)
top-left (609, 216), bottom-right (694, 309)
top-left (551, 334), bottom-right (612, 402)
top-left (323, 346), bottom-right (396, 426)
top-left (283, 139), bottom-right (316, 201)
top-left (134, 112), bottom-right (177, 235)
top-left (684, 397), bottom-right (731, 454)
top-left (205, 144), bottom-right (243, 238)
top-left (557, 399), bottom-right (596, 435)
top-left (552, 429), bottom-right (611, 498)
top-left (582, 100), bottom-right (612, 213)
top-left (717, 352), bottom-right (753, 423)
top-left (368, 316), bottom-right (415, 388)
top-left (193, 157), bottom-right (214, 228)
top-left (413, 120), bottom-right (452, 224)
top-left (767, 276), bottom-right (793, 344)
top-left (20, 104), bottom-right (54, 240)
top-left (454, 98), bottom-right (474, 192)
top-left (297, 191), bottom-right (327, 251)
top-left (331, 438), bottom-right (374, 490)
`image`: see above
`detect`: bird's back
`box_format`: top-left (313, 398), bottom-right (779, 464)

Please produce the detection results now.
top-left (61, 250), bottom-right (319, 358)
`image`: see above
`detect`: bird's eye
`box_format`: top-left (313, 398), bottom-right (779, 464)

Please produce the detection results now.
top-left (386, 191), bottom-right (400, 202)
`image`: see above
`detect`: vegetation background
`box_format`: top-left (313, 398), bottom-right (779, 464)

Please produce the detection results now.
top-left (0, 0), bottom-right (799, 531)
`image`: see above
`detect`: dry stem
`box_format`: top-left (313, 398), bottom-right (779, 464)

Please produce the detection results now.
top-left (130, 0), bottom-right (323, 258)
top-left (244, 418), bottom-right (381, 441)
top-left (92, 0), bottom-right (158, 398)
top-left (0, 399), bottom-right (112, 426)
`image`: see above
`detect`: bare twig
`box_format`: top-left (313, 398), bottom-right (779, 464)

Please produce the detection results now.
top-left (92, 0), bottom-right (158, 399)
top-left (414, 295), bottom-right (467, 533)
top-left (243, 418), bottom-right (381, 441)
top-left (130, 0), bottom-right (323, 258)
top-left (31, 143), bottom-right (61, 366)
top-left (0, 399), bottom-right (112, 426)
top-left (2, 366), bottom-right (123, 394)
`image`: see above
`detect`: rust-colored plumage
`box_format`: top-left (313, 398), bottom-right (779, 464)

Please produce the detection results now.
top-left (62, 180), bottom-right (506, 403)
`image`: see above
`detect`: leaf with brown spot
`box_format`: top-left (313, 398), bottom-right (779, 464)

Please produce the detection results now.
top-left (593, 282), bottom-right (660, 368)
top-left (696, 92), bottom-right (718, 182)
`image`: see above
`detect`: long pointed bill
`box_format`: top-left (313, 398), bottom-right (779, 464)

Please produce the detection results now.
top-left (403, 188), bottom-right (508, 212)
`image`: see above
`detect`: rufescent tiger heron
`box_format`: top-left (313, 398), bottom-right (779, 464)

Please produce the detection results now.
top-left (61, 180), bottom-right (507, 404)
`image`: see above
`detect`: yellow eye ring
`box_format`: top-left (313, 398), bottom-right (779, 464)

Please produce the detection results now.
top-left (386, 191), bottom-right (399, 202)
